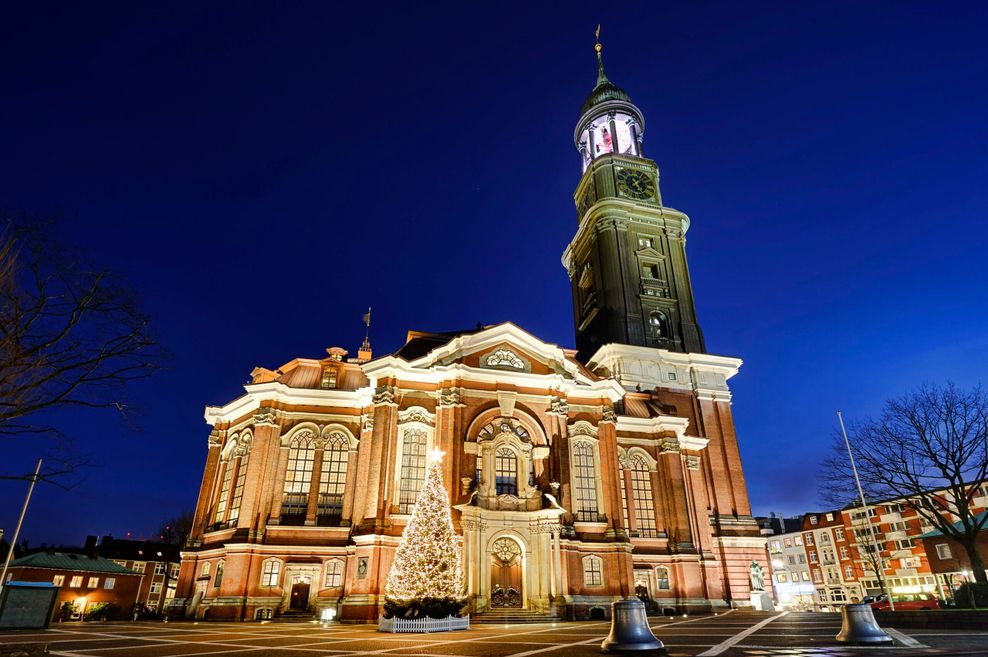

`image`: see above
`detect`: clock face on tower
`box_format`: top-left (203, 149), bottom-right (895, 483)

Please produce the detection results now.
top-left (615, 168), bottom-right (656, 201)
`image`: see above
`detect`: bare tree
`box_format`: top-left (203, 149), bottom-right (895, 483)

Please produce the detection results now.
top-left (157, 510), bottom-right (194, 545)
top-left (820, 383), bottom-right (988, 584)
top-left (0, 215), bottom-right (164, 435)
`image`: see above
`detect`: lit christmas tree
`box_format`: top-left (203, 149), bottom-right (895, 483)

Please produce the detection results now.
top-left (384, 449), bottom-right (466, 619)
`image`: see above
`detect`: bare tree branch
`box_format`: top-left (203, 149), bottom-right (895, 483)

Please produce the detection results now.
top-left (0, 213), bottom-right (166, 436)
top-left (819, 383), bottom-right (988, 584)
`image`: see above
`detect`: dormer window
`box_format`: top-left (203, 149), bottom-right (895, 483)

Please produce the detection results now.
top-left (320, 368), bottom-right (337, 389)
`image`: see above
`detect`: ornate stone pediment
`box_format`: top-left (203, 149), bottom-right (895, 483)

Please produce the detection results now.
top-left (372, 384), bottom-right (397, 405)
top-left (398, 405), bottom-right (435, 427)
top-left (482, 348), bottom-right (529, 372)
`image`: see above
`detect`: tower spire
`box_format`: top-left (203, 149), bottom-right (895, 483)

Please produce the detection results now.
top-left (594, 24), bottom-right (609, 86)
top-left (357, 306), bottom-right (373, 362)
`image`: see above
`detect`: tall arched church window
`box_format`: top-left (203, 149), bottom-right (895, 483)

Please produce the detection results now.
top-left (227, 450), bottom-right (250, 525)
top-left (630, 455), bottom-right (657, 537)
top-left (573, 442), bottom-right (600, 522)
top-left (318, 433), bottom-right (349, 524)
top-left (495, 447), bottom-right (518, 495)
top-left (282, 434), bottom-right (316, 520)
top-left (213, 461), bottom-right (234, 524)
top-left (398, 429), bottom-right (428, 514)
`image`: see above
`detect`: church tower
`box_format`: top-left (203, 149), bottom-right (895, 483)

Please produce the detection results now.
top-left (564, 39), bottom-right (706, 362)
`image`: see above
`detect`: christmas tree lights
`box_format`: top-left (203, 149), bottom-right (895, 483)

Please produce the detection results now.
top-left (384, 448), bottom-right (466, 619)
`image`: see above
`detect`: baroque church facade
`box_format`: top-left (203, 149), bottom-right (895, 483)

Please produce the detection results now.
top-left (170, 45), bottom-right (769, 622)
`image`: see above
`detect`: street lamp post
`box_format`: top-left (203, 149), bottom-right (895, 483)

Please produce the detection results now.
top-left (837, 411), bottom-right (895, 611)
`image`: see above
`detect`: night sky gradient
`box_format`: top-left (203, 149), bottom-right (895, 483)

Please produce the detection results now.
top-left (2, 1), bottom-right (987, 546)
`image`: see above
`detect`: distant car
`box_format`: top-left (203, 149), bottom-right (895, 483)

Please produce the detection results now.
top-left (869, 592), bottom-right (940, 611)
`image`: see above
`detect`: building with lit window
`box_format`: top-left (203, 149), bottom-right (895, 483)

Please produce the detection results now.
top-left (170, 43), bottom-right (768, 622)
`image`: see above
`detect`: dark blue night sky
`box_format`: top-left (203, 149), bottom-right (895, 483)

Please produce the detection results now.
top-left (2, 1), bottom-right (987, 546)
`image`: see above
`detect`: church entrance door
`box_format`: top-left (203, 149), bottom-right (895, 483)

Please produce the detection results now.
top-left (290, 579), bottom-right (310, 610)
top-left (489, 537), bottom-right (522, 608)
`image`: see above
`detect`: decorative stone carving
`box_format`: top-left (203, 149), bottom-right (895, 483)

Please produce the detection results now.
top-left (484, 348), bottom-right (525, 370)
top-left (460, 519), bottom-right (487, 532)
top-left (233, 433), bottom-right (252, 456)
top-left (438, 387), bottom-right (463, 407)
top-left (750, 561), bottom-right (765, 592)
top-left (207, 430), bottom-right (222, 447)
top-left (253, 407), bottom-right (278, 426)
top-left (601, 406), bottom-right (616, 423)
top-left (549, 396), bottom-right (569, 416)
top-left (460, 477), bottom-right (473, 496)
top-left (477, 418), bottom-right (529, 443)
top-left (568, 420), bottom-right (598, 439)
top-left (529, 520), bottom-right (562, 535)
top-left (685, 455), bottom-right (700, 470)
top-left (659, 437), bottom-right (681, 454)
top-left (372, 385), bottom-right (397, 405)
top-left (362, 413), bottom-right (374, 431)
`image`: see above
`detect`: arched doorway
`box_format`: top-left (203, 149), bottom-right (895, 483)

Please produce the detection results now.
top-left (490, 537), bottom-right (523, 608)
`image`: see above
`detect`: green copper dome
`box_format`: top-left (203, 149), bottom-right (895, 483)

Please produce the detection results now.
top-left (580, 52), bottom-right (632, 116)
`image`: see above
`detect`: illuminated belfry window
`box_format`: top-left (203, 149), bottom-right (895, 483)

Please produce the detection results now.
top-left (213, 460), bottom-right (234, 523)
top-left (282, 434), bottom-right (315, 520)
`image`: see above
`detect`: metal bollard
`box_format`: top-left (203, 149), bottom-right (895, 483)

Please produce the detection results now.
top-left (835, 603), bottom-right (893, 644)
top-left (601, 598), bottom-right (665, 652)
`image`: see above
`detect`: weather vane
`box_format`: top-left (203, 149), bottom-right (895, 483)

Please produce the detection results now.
top-left (595, 24), bottom-right (602, 54)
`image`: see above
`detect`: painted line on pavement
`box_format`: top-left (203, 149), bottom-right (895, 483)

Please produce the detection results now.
top-left (885, 627), bottom-right (928, 648)
top-left (696, 611), bottom-right (788, 656)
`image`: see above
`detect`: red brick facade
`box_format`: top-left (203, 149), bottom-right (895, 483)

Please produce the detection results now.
top-left (170, 326), bottom-right (767, 621)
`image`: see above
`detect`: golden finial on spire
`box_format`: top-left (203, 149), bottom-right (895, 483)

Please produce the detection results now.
top-left (595, 24), bottom-right (602, 54)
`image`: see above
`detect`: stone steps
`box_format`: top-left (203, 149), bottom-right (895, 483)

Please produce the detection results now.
top-left (472, 609), bottom-right (555, 624)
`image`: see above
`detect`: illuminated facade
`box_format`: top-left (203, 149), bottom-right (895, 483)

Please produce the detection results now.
top-left (170, 43), bottom-right (768, 622)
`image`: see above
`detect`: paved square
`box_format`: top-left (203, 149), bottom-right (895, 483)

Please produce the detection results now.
top-left (1, 611), bottom-right (987, 657)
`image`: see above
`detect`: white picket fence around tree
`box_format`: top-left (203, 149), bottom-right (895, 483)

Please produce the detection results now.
top-left (378, 614), bottom-right (470, 633)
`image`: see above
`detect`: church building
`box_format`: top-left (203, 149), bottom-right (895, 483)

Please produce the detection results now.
top-left (170, 42), bottom-right (769, 622)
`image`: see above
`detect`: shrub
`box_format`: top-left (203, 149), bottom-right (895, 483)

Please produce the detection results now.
top-left (83, 602), bottom-right (120, 621)
top-left (954, 582), bottom-right (988, 609)
top-left (383, 596), bottom-right (465, 619)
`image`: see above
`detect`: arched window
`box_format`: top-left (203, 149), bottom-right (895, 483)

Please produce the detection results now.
top-left (227, 451), bottom-right (250, 524)
top-left (398, 429), bottom-right (428, 514)
top-left (324, 560), bottom-right (344, 588)
top-left (655, 566), bottom-right (670, 590)
top-left (318, 433), bottom-right (349, 524)
top-left (573, 442), bottom-right (599, 522)
top-left (583, 555), bottom-right (603, 586)
top-left (213, 460), bottom-right (234, 523)
top-left (649, 311), bottom-right (669, 337)
top-left (213, 561), bottom-right (224, 588)
top-left (201, 562), bottom-right (211, 577)
top-left (495, 447), bottom-right (518, 495)
top-left (630, 455), bottom-right (656, 537)
top-left (260, 560), bottom-right (281, 587)
top-left (282, 434), bottom-right (316, 520)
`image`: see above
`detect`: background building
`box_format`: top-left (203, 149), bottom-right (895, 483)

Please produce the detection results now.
top-left (170, 45), bottom-right (769, 622)
top-left (6, 552), bottom-right (142, 620)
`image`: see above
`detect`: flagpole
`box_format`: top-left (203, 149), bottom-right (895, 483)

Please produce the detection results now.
top-left (837, 411), bottom-right (894, 611)
top-left (0, 458), bottom-right (42, 593)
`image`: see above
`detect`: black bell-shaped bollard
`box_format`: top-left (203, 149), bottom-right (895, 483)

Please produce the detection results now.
top-left (601, 598), bottom-right (665, 652)
top-left (836, 603), bottom-right (893, 644)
